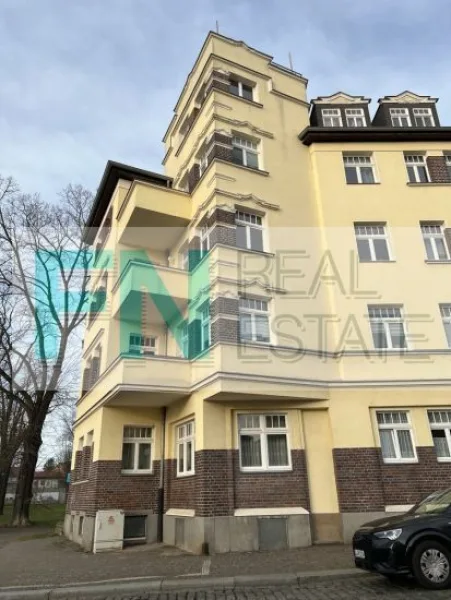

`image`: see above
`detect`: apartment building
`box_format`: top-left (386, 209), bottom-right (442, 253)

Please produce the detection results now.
top-left (65, 32), bottom-right (451, 553)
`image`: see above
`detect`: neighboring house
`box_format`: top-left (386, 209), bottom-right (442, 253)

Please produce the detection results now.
top-left (6, 469), bottom-right (67, 504)
top-left (66, 31), bottom-right (451, 554)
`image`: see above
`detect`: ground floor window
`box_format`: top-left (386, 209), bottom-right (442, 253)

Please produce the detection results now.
top-left (376, 411), bottom-right (416, 463)
top-left (428, 410), bottom-right (451, 460)
top-left (176, 420), bottom-right (195, 476)
top-left (121, 426), bottom-right (153, 473)
top-left (238, 414), bottom-right (290, 471)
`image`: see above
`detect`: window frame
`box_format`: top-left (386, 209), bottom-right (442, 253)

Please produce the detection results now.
top-left (322, 108), bottom-right (342, 127)
top-left (237, 413), bottom-right (292, 472)
top-left (239, 297), bottom-right (270, 344)
top-left (198, 302), bottom-right (210, 351)
top-left (200, 226), bottom-right (211, 258)
top-left (345, 108), bottom-right (366, 127)
top-left (445, 153), bottom-right (451, 179)
top-left (413, 107), bottom-right (435, 127)
top-left (390, 107), bottom-right (411, 127)
top-left (376, 411), bottom-right (417, 464)
top-left (176, 420), bottom-right (195, 477)
top-left (421, 222), bottom-right (450, 261)
top-left (428, 410), bottom-right (451, 462)
top-left (368, 305), bottom-right (408, 350)
top-left (405, 154), bottom-right (429, 183)
top-left (121, 426), bottom-right (153, 474)
top-left (235, 210), bottom-right (264, 252)
top-left (232, 136), bottom-right (259, 169)
top-left (343, 154), bottom-right (377, 184)
top-left (354, 223), bottom-right (391, 262)
top-left (129, 334), bottom-right (157, 356)
top-left (440, 305), bottom-right (451, 348)
top-left (229, 78), bottom-right (254, 101)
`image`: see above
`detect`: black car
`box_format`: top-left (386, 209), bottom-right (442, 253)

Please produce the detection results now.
top-left (353, 488), bottom-right (451, 590)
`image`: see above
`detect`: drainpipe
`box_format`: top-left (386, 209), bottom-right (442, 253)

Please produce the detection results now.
top-left (157, 406), bottom-right (167, 543)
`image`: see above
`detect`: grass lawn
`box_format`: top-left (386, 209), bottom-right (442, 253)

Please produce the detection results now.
top-left (0, 504), bottom-right (65, 528)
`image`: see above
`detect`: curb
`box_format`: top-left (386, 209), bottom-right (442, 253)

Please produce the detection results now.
top-left (0, 569), bottom-right (370, 600)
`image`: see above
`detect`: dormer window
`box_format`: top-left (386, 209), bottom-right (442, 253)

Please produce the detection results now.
top-left (413, 107), bottom-right (435, 127)
top-left (390, 108), bottom-right (411, 127)
top-left (229, 78), bottom-right (253, 101)
top-left (322, 108), bottom-right (342, 127)
top-left (345, 108), bottom-right (366, 127)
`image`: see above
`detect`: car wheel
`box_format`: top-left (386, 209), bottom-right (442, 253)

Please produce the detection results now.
top-left (412, 540), bottom-right (451, 590)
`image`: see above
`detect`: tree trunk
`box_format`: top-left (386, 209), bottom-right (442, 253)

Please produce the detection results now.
top-left (11, 429), bottom-right (41, 526)
top-left (0, 459), bottom-right (12, 515)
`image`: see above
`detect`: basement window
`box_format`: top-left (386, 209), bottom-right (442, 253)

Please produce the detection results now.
top-left (124, 515), bottom-right (147, 544)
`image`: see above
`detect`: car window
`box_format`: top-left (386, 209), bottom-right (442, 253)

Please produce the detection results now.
top-left (410, 489), bottom-right (451, 515)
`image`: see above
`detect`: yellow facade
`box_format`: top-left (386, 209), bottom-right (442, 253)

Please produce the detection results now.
top-left (69, 32), bottom-right (451, 553)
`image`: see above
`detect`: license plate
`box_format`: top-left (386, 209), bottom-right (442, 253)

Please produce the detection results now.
top-left (354, 549), bottom-right (365, 559)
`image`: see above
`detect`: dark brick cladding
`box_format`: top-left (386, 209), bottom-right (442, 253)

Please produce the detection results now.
top-left (372, 103), bottom-right (440, 127)
top-left (427, 156), bottom-right (451, 183)
top-left (211, 318), bottom-right (238, 345)
top-left (68, 450), bottom-right (310, 517)
top-left (210, 297), bottom-right (238, 318)
top-left (210, 224), bottom-right (236, 248)
top-left (310, 103), bottom-right (371, 128)
top-left (333, 446), bottom-right (451, 513)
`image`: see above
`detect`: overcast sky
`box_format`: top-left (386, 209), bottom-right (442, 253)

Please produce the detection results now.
top-left (1, 0), bottom-right (450, 199)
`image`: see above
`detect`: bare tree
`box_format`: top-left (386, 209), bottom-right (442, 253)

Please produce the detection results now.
top-left (0, 175), bottom-right (92, 525)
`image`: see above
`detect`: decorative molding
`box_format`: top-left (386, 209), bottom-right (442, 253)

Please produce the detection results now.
top-left (82, 329), bottom-right (105, 359)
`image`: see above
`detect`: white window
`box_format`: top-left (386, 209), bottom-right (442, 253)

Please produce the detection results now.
top-left (176, 421), bottom-right (195, 476)
top-left (238, 414), bottom-right (291, 471)
top-left (199, 152), bottom-right (209, 176)
top-left (343, 155), bottom-right (376, 184)
top-left (421, 223), bottom-right (449, 261)
top-left (198, 302), bottom-right (210, 351)
top-left (413, 107), bottom-right (435, 127)
top-left (368, 305), bottom-right (407, 349)
top-left (354, 224), bottom-right (391, 262)
top-left (232, 136), bottom-right (259, 169)
top-left (239, 297), bottom-right (270, 343)
top-left (405, 154), bottom-right (429, 183)
top-left (345, 108), bottom-right (366, 127)
top-left (200, 227), bottom-right (211, 258)
top-left (122, 426), bottom-right (153, 473)
top-left (440, 305), bottom-right (451, 348)
top-left (428, 411), bottom-right (451, 460)
top-left (445, 154), bottom-right (451, 179)
top-left (390, 107), bottom-right (411, 127)
top-left (129, 334), bottom-right (156, 356)
top-left (322, 108), bottom-right (342, 127)
top-left (178, 322), bottom-right (189, 358)
top-left (229, 78), bottom-right (253, 101)
top-left (377, 411), bottom-right (416, 463)
top-left (236, 211), bottom-right (264, 252)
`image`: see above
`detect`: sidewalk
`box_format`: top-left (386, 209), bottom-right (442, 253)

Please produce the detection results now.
top-left (0, 527), bottom-right (356, 589)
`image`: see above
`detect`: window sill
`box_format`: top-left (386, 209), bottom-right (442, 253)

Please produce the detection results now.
top-left (71, 479), bottom-right (89, 486)
top-left (176, 472), bottom-right (196, 479)
top-left (219, 89), bottom-right (264, 109)
top-left (407, 182), bottom-right (451, 187)
top-left (346, 182), bottom-right (380, 186)
top-left (437, 457), bottom-right (451, 463)
top-left (381, 459), bottom-right (418, 465)
top-left (425, 260), bottom-right (451, 264)
top-left (216, 157), bottom-right (270, 177)
top-left (235, 246), bottom-right (275, 258)
top-left (121, 470), bottom-right (154, 476)
top-left (240, 467), bottom-right (293, 473)
top-left (359, 259), bottom-right (396, 264)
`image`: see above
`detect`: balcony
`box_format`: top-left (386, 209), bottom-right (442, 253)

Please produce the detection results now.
top-left (117, 181), bottom-right (191, 250)
top-left (112, 259), bottom-right (189, 324)
top-left (79, 353), bottom-right (191, 411)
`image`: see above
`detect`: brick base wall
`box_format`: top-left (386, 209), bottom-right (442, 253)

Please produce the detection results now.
top-left (67, 460), bottom-right (160, 517)
top-left (69, 450), bottom-right (310, 518)
top-left (334, 446), bottom-right (451, 513)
